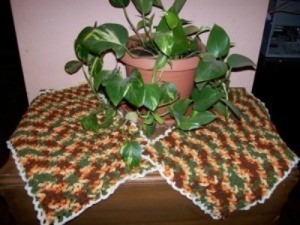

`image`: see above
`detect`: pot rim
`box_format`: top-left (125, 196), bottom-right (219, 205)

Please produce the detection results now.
top-left (121, 53), bottom-right (200, 71)
top-left (121, 34), bottom-right (204, 71)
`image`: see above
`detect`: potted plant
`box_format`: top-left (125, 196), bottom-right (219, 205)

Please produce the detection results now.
top-left (65, 0), bottom-right (255, 167)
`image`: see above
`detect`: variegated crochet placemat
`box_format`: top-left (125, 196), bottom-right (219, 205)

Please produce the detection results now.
top-left (7, 84), bottom-right (299, 224)
top-left (7, 84), bottom-right (155, 225)
top-left (143, 88), bottom-right (299, 219)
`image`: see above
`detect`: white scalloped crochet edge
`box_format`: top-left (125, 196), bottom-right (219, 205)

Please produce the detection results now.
top-left (38, 89), bottom-right (54, 95)
top-left (150, 127), bottom-right (174, 144)
top-left (7, 140), bottom-right (158, 225)
top-left (138, 126), bottom-right (174, 147)
top-left (249, 92), bottom-right (271, 118)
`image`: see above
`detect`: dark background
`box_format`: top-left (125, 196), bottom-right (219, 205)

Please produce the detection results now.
top-left (253, 53), bottom-right (300, 225)
top-left (0, 0), bottom-right (28, 168)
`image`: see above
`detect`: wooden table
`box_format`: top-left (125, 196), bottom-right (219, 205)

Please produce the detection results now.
top-left (0, 153), bottom-right (298, 225)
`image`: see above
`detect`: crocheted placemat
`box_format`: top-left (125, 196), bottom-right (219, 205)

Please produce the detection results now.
top-left (7, 84), bottom-right (155, 225)
top-left (7, 84), bottom-right (299, 224)
top-left (143, 88), bottom-right (299, 219)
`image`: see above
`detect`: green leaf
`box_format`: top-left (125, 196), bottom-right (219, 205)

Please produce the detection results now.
top-left (153, 0), bottom-right (163, 9)
top-left (206, 24), bottom-right (230, 58)
top-left (155, 53), bottom-right (168, 69)
top-left (109, 0), bottom-right (130, 8)
top-left (170, 0), bottom-right (186, 13)
top-left (184, 25), bottom-right (200, 36)
top-left (195, 57), bottom-right (228, 82)
top-left (156, 9), bottom-right (190, 57)
top-left (104, 106), bottom-right (117, 118)
top-left (125, 69), bottom-right (145, 107)
top-left (88, 56), bottom-right (103, 77)
top-left (143, 114), bottom-right (154, 125)
top-left (164, 10), bottom-right (179, 29)
top-left (120, 141), bottom-right (142, 167)
top-left (82, 23), bottom-right (128, 59)
top-left (189, 39), bottom-right (201, 52)
top-left (197, 26), bottom-right (210, 35)
top-left (143, 84), bottom-right (161, 111)
top-left (170, 99), bottom-right (192, 124)
top-left (195, 82), bottom-right (207, 91)
top-left (153, 112), bottom-right (165, 124)
top-left (105, 75), bottom-right (130, 106)
top-left (93, 69), bottom-right (116, 90)
top-left (171, 99), bottom-right (193, 115)
top-left (75, 27), bottom-right (93, 62)
top-left (125, 112), bottom-right (138, 123)
top-left (148, 14), bottom-right (155, 29)
top-left (142, 120), bottom-right (156, 137)
top-left (221, 99), bottom-right (242, 119)
top-left (136, 16), bottom-right (154, 31)
top-left (132, 0), bottom-right (153, 15)
top-left (65, 60), bottom-right (83, 75)
top-left (227, 54), bottom-right (255, 69)
top-left (177, 111), bottom-right (216, 130)
top-left (181, 18), bottom-right (192, 26)
top-left (167, 11), bottom-right (189, 56)
top-left (93, 70), bottom-right (105, 91)
top-left (156, 16), bottom-right (170, 33)
top-left (213, 102), bottom-right (227, 116)
top-left (154, 31), bottom-right (174, 56)
top-left (136, 19), bottom-right (146, 31)
top-left (192, 86), bottom-right (223, 111)
top-left (100, 116), bottom-right (115, 128)
top-left (185, 25), bottom-right (210, 37)
top-left (177, 117), bottom-right (200, 130)
top-left (160, 82), bottom-right (178, 105)
top-left (80, 112), bottom-right (100, 132)
top-left (93, 74), bottom-right (102, 91)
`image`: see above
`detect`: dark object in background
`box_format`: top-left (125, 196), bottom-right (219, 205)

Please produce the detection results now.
top-left (0, 0), bottom-right (28, 168)
top-left (252, 1), bottom-right (300, 224)
top-left (253, 55), bottom-right (299, 156)
top-left (253, 0), bottom-right (300, 156)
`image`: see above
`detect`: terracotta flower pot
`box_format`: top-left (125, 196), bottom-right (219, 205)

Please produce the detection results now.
top-left (120, 36), bottom-right (202, 126)
top-left (121, 35), bottom-right (202, 99)
top-left (121, 53), bottom-right (199, 99)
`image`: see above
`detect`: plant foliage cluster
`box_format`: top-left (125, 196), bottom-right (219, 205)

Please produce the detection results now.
top-left (65, 0), bottom-right (255, 167)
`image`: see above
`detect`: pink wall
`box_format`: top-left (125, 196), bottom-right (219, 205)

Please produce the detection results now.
top-left (10, 0), bottom-right (269, 102)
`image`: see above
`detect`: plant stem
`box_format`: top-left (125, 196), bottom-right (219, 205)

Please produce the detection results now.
top-left (123, 7), bottom-right (145, 46)
top-left (158, 94), bottom-right (180, 108)
top-left (222, 82), bottom-right (229, 120)
top-left (151, 64), bottom-right (158, 83)
top-left (82, 67), bottom-right (95, 93)
top-left (142, 13), bottom-right (152, 42)
top-left (82, 67), bottom-right (104, 103)
top-left (120, 119), bottom-right (129, 131)
top-left (184, 50), bottom-right (202, 58)
top-left (125, 47), bottom-right (136, 58)
top-left (225, 68), bottom-right (232, 90)
top-left (156, 64), bottom-right (167, 83)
